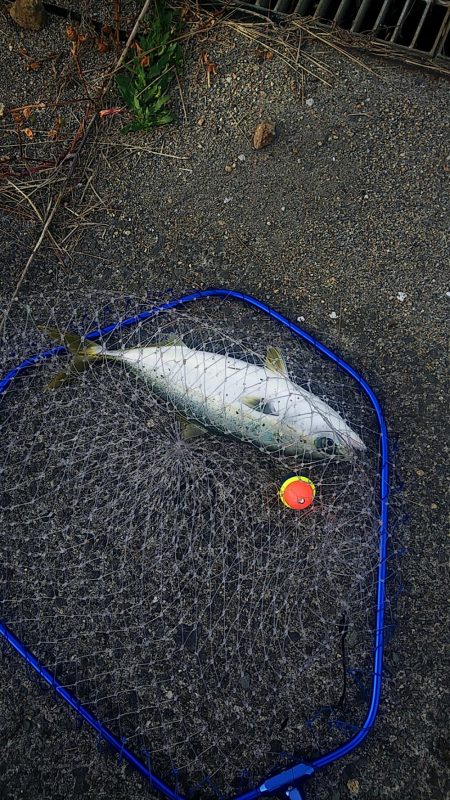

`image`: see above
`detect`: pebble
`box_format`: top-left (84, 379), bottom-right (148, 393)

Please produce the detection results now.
top-left (396, 291), bottom-right (407, 302)
top-left (240, 673), bottom-right (251, 690)
top-left (305, 98), bottom-right (314, 107)
top-left (253, 121), bottom-right (276, 150)
top-left (347, 778), bottom-right (360, 795)
top-left (329, 311), bottom-right (338, 319)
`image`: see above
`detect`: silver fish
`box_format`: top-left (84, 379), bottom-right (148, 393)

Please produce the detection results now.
top-left (42, 330), bottom-right (365, 460)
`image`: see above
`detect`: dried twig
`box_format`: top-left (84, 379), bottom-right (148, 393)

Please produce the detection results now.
top-left (0, 0), bottom-right (154, 334)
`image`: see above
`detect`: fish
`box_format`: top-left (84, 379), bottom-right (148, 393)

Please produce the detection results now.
top-left (40, 328), bottom-right (366, 461)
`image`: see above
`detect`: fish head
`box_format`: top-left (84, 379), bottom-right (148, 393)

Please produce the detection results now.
top-left (280, 391), bottom-right (366, 460)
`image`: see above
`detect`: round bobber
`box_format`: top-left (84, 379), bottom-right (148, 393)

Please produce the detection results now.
top-left (279, 475), bottom-right (316, 510)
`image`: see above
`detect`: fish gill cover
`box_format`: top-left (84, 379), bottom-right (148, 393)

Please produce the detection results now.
top-left (0, 291), bottom-right (389, 798)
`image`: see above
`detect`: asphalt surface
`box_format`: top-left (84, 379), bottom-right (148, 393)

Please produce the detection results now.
top-left (1, 4), bottom-right (449, 800)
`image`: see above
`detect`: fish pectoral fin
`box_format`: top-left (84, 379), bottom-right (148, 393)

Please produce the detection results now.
top-left (156, 335), bottom-right (184, 347)
top-left (265, 346), bottom-right (288, 377)
top-left (241, 396), bottom-right (279, 416)
top-left (177, 416), bottom-right (209, 441)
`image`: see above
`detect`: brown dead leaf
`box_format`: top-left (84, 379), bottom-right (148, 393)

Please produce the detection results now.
top-left (256, 47), bottom-right (273, 62)
top-left (140, 54), bottom-right (150, 68)
top-left (12, 110), bottom-right (22, 124)
top-left (66, 25), bottom-right (77, 41)
top-left (22, 128), bottom-right (34, 140)
top-left (201, 53), bottom-right (218, 88)
top-left (27, 61), bottom-right (41, 71)
top-left (48, 115), bottom-right (62, 140)
top-left (97, 39), bottom-right (109, 54)
top-left (99, 107), bottom-right (124, 119)
top-left (18, 46), bottom-right (29, 57)
top-left (22, 106), bottom-right (33, 120)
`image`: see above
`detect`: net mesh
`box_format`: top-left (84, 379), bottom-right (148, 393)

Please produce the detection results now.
top-left (0, 292), bottom-right (383, 796)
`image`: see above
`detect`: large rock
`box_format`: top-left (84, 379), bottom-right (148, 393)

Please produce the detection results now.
top-left (9, 0), bottom-right (45, 31)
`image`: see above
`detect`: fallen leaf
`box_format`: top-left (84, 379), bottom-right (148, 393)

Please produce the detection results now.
top-left (97, 39), bottom-right (109, 54)
top-left (27, 61), bottom-right (41, 71)
top-left (66, 25), bottom-right (77, 41)
top-left (48, 114), bottom-right (62, 139)
top-left (22, 106), bottom-right (33, 119)
top-left (78, 33), bottom-right (89, 44)
top-left (22, 127), bottom-right (34, 139)
top-left (12, 110), bottom-right (22, 124)
top-left (201, 53), bottom-right (218, 88)
top-left (256, 47), bottom-right (273, 61)
top-left (99, 107), bottom-right (124, 118)
top-left (140, 54), bottom-right (150, 68)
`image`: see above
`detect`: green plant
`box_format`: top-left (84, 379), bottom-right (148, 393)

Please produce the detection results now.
top-left (116, 2), bottom-right (182, 132)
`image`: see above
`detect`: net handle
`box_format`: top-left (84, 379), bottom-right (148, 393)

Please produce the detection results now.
top-left (0, 288), bottom-right (389, 798)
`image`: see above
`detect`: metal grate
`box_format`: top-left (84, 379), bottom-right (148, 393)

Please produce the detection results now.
top-left (235, 0), bottom-right (450, 67)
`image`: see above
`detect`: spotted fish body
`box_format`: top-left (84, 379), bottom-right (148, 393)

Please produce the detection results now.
top-left (93, 341), bottom-right (366, 460)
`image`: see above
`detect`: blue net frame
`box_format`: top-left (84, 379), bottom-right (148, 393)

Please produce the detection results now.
top-left (0, 289), bottom-right (389, 800)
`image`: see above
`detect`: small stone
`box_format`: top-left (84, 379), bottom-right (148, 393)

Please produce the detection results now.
top-left (0, 104), bottom-right (4, 119)
top-left (237, 154), bottom-right (246, 161)
top-left (197, 116), bottom-right (205, 126)
top-left (347, 778), bottom-right (360, 795)
top-left (253, 121), bottom-right (276, 150)
top-left (329, 311), bottom-right (338, 320)
top-left (223, 196), bottom-right (233, 204)
top-left (240, 673), bottom-right (251, 690)
top-left (305, 98), bottom-right (314, 107)
top-left (415, 469), bottom-right (425, 477)
top-left (431, 503), bottom-right (438, 510)
top-left (224, 165), bottom-right (233, 173)
top-left (396, 291), bottom-right (407, 302)
top-left (297, 316), bottom-right (305, 323)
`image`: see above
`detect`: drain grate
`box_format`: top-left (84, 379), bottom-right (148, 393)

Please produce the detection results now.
top-left (232, 0), bottom-right (450, 68)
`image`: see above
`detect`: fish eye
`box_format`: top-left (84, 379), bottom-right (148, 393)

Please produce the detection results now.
top-left (315, 436), bottom-right (339, 454)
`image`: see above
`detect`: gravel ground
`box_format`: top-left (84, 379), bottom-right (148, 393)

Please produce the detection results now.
top-left (1, 4), bottom-right (449, 800)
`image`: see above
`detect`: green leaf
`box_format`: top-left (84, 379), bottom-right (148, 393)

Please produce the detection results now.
top-left (115, 1), bottom-right (182, 133)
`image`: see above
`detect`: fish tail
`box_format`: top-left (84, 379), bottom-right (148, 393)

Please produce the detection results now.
top-left (38, 326), bottom-right (104, 390)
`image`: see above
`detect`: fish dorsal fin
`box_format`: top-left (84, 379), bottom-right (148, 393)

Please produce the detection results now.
top-left (241, 396), bottom-right (279, 416)
top-left (265, 346), bottom-right (288, 376)
top-left (157, 335), bottom-right (184, 347)
top-left (177, 415), bottom-right (208, 441)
